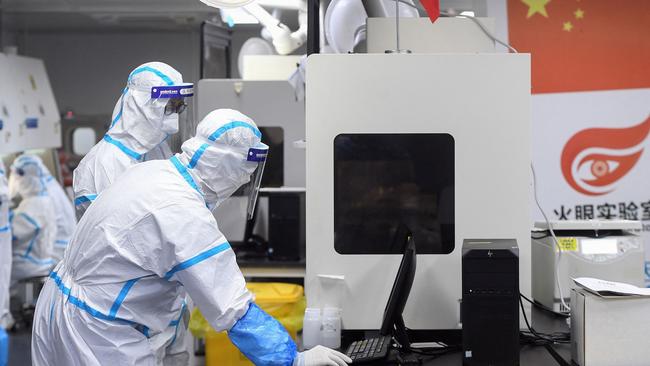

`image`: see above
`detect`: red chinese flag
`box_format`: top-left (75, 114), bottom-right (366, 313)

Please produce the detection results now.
top-left (507, 0), bottom-right (650, 94)
top-left (421, 0), bottom-right (440, 23)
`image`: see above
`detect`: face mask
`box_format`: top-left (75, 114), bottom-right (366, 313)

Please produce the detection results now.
top-left (160, 113), bottom-right (179, 136)
top-left (8, 173), bottom-right (20, 200)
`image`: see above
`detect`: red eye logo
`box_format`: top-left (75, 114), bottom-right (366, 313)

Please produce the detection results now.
top-left (561, 116), bottom-right (650, 196)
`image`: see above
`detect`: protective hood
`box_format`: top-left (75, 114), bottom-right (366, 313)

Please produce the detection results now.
top-left (177, 109), bottom-right (265, 208)
top-left (106, 62), bottom-right (184, 157)
top-left (9, 154), bottom-right (48, 199)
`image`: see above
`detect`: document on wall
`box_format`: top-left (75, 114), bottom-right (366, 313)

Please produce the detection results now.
top-left (573, 277), bottom-right (650, 298)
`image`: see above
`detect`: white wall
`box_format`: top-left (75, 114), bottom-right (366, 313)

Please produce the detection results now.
top-left (15, 31), bottom-right (201, 116)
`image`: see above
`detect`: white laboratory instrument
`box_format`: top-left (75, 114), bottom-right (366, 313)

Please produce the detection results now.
top-left (532, 220), bottom-right (645, 311)
top-left (305, 53), bottom-right (531, 331)
top-left (366, 17), bottom-right (497, 54)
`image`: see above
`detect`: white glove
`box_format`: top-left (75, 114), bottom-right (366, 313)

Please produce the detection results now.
top-left (293, 345), bottom-right (353, 366)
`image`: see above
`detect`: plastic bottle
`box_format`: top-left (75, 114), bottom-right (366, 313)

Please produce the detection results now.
top-left (321, 307), bottom-right (341, 349)
top-left (302, 308), bottom-right (322, 349)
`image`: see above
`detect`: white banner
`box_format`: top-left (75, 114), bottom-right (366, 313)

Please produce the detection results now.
top-left (531, 88), bottom-right (650, 285)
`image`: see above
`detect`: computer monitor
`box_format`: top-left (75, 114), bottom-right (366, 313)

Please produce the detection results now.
top-left (380, 226), bottom-right (417, 349)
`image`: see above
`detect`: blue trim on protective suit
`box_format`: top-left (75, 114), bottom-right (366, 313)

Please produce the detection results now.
top-left (0, 225), bottom-right (8, 233)
top-left (188, 143), bottom-right (209, 169)
top-left (128, 66), bottom-right (175, 86)
top-left (108, 277), bottom-right (141, 318)
top-left (208, 121), bottom-right (261, 142)
top-left (74, 194), bottom-right (97, 206)
top-left (54, 240), bottom-right (68, 247)
top-left (164, 242), bottom-right (231, 280)
top-left (228, 303), bottom-right (298, 366)
top-left (49, 271), bottom-right (138, 325)
top-left (169, 300), bottom-right (187, 346)
top-left (169, 156), bottom-right (202, 196)
top-left (19, 213), bottom-right (40, 258)
top-left (18, 213), bottom-right (55, 265)
top-left (103, 135), bottom-right (143, 160)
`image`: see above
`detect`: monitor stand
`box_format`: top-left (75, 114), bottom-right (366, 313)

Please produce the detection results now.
top-left (393, 315), bottom-right (411, 350)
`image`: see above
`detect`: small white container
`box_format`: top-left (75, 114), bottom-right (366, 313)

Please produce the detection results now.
top-left (302, 308), bottom-right (322, 349)
top-left (321, 307), bottom-right (341, 349)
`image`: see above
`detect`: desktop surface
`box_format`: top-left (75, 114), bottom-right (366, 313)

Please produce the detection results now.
top-left (342, 307), bottom-right (570, 365)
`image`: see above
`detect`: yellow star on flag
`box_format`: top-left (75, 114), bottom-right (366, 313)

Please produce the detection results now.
top-left (574, 8), bottom-right (584, 19)
top-left (522, 0), bottom-right (550, 18)
top-left (563, 21), bottom-right (573, 32)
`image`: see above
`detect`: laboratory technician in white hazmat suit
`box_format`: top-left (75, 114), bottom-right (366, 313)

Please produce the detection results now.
top-left (72, 61), bottom-right (192, 219)
top-left (32, 109), bottom-right (351, 366)
top-left (8, 155), bottom-right (56, 285)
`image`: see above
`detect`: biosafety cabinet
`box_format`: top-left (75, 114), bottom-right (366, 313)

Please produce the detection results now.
top-left (532, 220), bottom-right (645, 312)
top-left (306, 53), bottom-right (531, 331)
top-left (0, 53), bottom-right (61, 154)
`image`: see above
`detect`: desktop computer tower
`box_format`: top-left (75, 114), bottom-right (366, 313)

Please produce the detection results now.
top-left (462, 239), bottom-right (519, 366)
top-left (268, 192), bottom-right (305, 261)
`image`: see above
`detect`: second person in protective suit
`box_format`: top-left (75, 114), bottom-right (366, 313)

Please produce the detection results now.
top-left (8, 155), bottom-right (57, 286)
top-left (0, 161), bottom-right (12, 329)
top-left (32, 109), bottom-right (350, 366)
top-left (72, 61), bottom-right (193, 219)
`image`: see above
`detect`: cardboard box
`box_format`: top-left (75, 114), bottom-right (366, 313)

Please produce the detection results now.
top-left (571, 288), bottom-right (650, 365)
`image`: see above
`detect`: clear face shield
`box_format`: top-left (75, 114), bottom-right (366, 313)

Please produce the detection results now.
top-left (150, 83), bottom-right (194, 139)
top-left (242, 144), bottom-right (269, 219)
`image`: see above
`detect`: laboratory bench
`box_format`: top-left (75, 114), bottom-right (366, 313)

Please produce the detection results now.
top-left (341, 307), bottom-right (571, 365)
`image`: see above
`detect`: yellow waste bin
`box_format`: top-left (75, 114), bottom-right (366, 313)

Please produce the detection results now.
top-left (190, 282), bottom-right (306, 366)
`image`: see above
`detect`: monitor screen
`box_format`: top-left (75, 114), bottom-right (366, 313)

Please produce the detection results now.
top-left (333, 133), bottom-right (454, 254)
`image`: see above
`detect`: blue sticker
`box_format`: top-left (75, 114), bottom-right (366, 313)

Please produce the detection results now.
top-left (247, 148), bottom-right (268, 162)
top-left (25, 118), bottom-right (38, 129)
top-left (151, 85), bottom-right (194, 99)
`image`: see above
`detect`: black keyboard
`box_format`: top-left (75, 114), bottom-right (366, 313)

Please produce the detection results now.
top-left (345, 335), bottom-right (391, 363)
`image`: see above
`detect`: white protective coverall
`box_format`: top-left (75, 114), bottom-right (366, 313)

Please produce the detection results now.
top-left (36, 159), bottom-right (76, 262)
top-left (32, 109), bottom-right (350, 366)
top-left (72, 61), bottom-right (185, 220)
top-left (8, 155), bottom-right (56, 285)
top-left (0, 161), bottom-right (12, 328)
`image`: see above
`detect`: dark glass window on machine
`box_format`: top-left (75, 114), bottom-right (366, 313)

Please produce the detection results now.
top-left (334, 134), bottom-right (455, 255)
